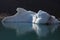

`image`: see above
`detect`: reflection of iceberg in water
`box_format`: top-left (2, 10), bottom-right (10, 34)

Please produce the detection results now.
top-left (32, 24), bottom-right (59, 37)
top-left (2, 22), bottom-right (33, 36)
top-left (1, 20), bottom-right (59, 37)
top-left (32, 24), bottom-right (49, 37)
top-left (16, 23), bottom-right (33, 35)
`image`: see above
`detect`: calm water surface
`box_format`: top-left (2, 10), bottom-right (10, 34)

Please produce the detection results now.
top-left (0, 21), bottom-right (60, 40)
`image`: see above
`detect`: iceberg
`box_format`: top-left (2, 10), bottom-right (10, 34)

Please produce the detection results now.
top-left (2, 8), bottom-right (60, 27)
top-left (32, 10), bottom-right (60, 24)
top-left (1, 8), bottom-right (60, 36)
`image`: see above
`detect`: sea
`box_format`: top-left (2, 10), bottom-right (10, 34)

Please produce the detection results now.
top-left (0, 21), bottom-right (60, 40)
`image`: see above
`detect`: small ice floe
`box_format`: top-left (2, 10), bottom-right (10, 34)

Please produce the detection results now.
top-left (32, 10), bottom-right (60, 24)
top-left (32, 24), bottom-right (59, 37)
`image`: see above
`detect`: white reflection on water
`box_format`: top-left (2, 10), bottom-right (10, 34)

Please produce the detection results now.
top-left (32, 24), bottom-right (59, 37)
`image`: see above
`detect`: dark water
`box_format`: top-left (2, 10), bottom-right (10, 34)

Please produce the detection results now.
top-left (0, 21), bottom-right (60, 40)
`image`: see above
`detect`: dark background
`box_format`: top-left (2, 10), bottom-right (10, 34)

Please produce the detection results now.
top-left (0, 0), bottom-right (60, 18)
